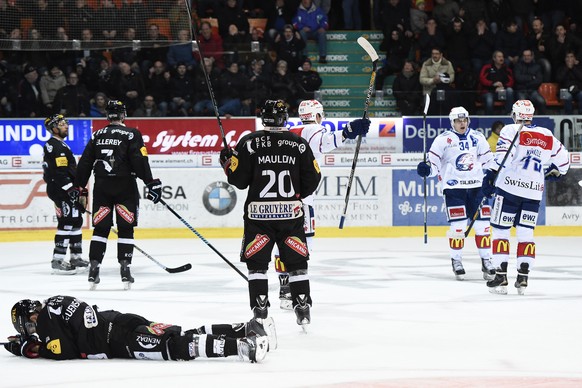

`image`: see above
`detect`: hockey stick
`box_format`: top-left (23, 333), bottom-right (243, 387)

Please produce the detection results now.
top-left (81, 208), bottom-right (192, 273)
top-left (464, 123), bottom-right (524, 237)
top-left (338, 37), bottom-right (379, 229)
top-left (184, 1), bottom-right (228, 149)
top-left (159, 199), bottom-right (248, 281)
top-left (422, 94), bottom-right (431, 244)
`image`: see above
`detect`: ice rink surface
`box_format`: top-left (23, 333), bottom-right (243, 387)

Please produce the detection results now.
top-left (1, 235), bottom-right (581, 388)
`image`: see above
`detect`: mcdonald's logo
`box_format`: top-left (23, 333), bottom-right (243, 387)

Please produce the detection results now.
top-left (476, 235), bottom-right (491, 248)
top-left (517, 242), bottom-right (536, 258)
top-left (493, 239), bottom-right (510, 254)
top-left (449, 238), bottom-right (464, 249)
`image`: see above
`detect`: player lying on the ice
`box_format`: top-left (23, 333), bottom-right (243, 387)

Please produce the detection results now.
top-left (5, 295), bottom-right (276, 363)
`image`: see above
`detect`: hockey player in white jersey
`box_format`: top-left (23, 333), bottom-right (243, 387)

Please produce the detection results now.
top-left (416, 106), bottom-right (496, 280)
top-left (482, 100), bottom-right (570, 295)
top-left (274, 99), bottom-right (370, 309)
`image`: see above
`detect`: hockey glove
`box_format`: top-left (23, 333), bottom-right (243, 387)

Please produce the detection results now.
top-left (4, 335), bottom-right (40, 358)
top-left (67, 186), bottom-right (81, 203)
top-left (146, 179), bottom-right (162, 204)
top-left (342, 118), bottom-right (371, 140)
top-left (416, 161), bottom-right (431, 177)
top-left (78, 187), bottom-right (88, 210)
top-left (482, 169), bottom-right (497, 198)
top-left (220, 147), bottom-right (233, 171)
top-left (544, 163), bottom-right (561, 181)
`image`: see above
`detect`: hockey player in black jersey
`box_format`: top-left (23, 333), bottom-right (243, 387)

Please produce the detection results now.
top-left (42, 114), bottom-right (90, 274)
top-left (5, 296), bottom-right (272, 363)
top-left (220, 100), bottom-right (321, 328)
top-left (72, 100), bottom-right (162, 290)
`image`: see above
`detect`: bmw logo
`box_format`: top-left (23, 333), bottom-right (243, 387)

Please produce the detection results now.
top-left (202, 181), bottom-right (237, 215)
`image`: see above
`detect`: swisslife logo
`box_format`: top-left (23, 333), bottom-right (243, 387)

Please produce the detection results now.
top-left (378, 120), bottom-right (396, 137)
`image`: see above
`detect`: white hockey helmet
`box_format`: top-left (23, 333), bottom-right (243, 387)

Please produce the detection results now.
top-left (449, 106), bottom-right (470, 128)
top-left (298, 99), bottom-right (324, 123)
top-left (511, 99), bottom-right (535, 123)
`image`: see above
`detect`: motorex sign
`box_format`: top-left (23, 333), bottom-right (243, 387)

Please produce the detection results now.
top-left (0, 119), bottom-right (93, 156)
top-left (392, 169), bottom-right (546, 226)
top-left (402, 116), bottom-right (556, 153)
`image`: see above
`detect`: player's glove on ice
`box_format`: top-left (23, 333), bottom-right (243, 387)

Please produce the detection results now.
top-left (146, 179), bottom-right (162, 204)
top-left (416, 161), bottom-right (431, 177)
top-left (220, 147), bottom-right (233, 171)
top-left (544, 163), bottom-right (561, 181)
top-left (4, 335), bottom-right (40, 358)
top-left (482, 169), bottom-right (497, 198)
top-left (342, 118), bottom-right (370, 140)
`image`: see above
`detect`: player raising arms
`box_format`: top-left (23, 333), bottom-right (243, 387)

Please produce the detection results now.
top-left (482, 100), bottom-right (570, 295)
top-left (274, 100), bottom-right (370, 309)
top-left (417, 107), bottom-right (497, 280)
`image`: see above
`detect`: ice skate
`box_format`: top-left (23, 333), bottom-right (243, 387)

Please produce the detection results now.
top-left (487, 263), bottom-right (508, 295)
top-left (51, 259), bottom-right (76, 275)
top-left (120, 260), bottom-right (134, 290)
top-left (278, 274), bottom-right (292, 310)
top-left (451, 258), bottom-right (465, 280)
top-left (88, 260), bottom-right (100, 290)
top-left (245, 316), bottom-right (277, 351)
top-left (515, 263), bottom-right (529, 295)
top-left (294, 294), bottom-right (311, 332)
top-left (481, 258), bottom-right (496, 280)
top-left (252, 295), bottom-right (268, 320)
top-left (70, 255), bottom-right (89, 273)
top-left (237, 335), bottom-right (268, 363)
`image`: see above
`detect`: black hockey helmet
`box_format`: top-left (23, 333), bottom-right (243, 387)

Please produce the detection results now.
top-left (261, 99), bottom-right (288, 127)
top-left (106, 99), bottom-right (127, 122)
top-left (44, 114), bottom-right (68, 132)
top-left (11, 299), bottom-right (42, 336)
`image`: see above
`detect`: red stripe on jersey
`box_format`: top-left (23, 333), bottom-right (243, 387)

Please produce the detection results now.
top-left (290, 127), bottom-right (304, 136)
top-left (519, 131), bottom-right (553, 150)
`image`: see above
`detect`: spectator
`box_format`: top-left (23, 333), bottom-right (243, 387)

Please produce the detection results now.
top-left (112, 28), bottom-right (141, 70)
top-left (432, 0), bottom-right (460, 29)
top-left (89, 92), bottom-right (108, 117)
top-left (74, 58), bottom-right (100, 96)
top-left (507, 0), bottom-right (534, 33)
top-left (133, 94), bottom-right (163, 117)
top-left (342, 0), bottom-right (361, 30)
top-left (445, 17), bottom-right (472, 72)
top-left (218, 61), bottom-right (246, 117)
top-left (40, 65), bottom-right (67, 114)
top-left (478, 50), bottom-right (515, 114)
top-left (167, 29), bottom-right (198, 71)
top-left (76, 28), bottom-right (107, 73)
top-left (218, 0), bottom-right (250, 39)
top-left (145, 60), bottom-right (170, 116)
top-left (93, 0), bottom-right (119, 41)
top-left (16, 65), bottom-right (43, 117)
top-left (271, 60), bottom-right (297, 112)
top-left (168, 0), bottom-right (195, 40)
top-left (495, 19), bottom-right (526, 67)
top-left (22, 28), bottom-right (49, 73)
top-left (34, 0), bottom-right (59, 42)
top-left (487, 120), bottom-right (504, 151)
top-left (123, 0), bottom-right (148, 40)
top-left (52, 71), bottom-right (90, 116)
top-left (377, 0), bottom-right (413, 48)
top-left (538, 0), bottom-right (567, 32)
top-left (546, 24), bottom-right (582, 79)
top-left (527, 17), bottom-right (552, 81)
top-left (464, 0), bottom-right (495, 33)
top-left (68, 0), bottom-right (95, 40)
top-left (139, 23), bottom-right (170, 75)
top-left (223, 24), bottom-right (252, 68)
top-left (410, 0), bottom-right (428, 35)
top-left (376, 29), bottom-right (412, 90)
top-left (247, 27), bottom-right (270, 69)
top-left (48, 26), bottom-right (76, 74)
top-left (293, 0), bottom-right (329, 64)
top-left (274, 24), bottom-right (306, 73)
top-left (513, 49), bottom-right (546, 114)
top-left (168, 63), bottom-right (194, 116)
top-left (194, 21), bottom-right (225, 70)
top-left (555, 51), bottom-right (582, 114)
top-left (113, 62), bottom-right (145, 115)
top-left (417, 18), bottom-right (446, 63)
top-left (193, 57), bottom-right (222, 116)
top-left (419, 47), bottom-right (455, 115)
top-left (0, 62), bottom-right (14, 117)
top-left (469, 18), bottom-right (496, 75)
top-left (266, 0), bottom-right (295, 42)
top-left (294, 57), bottom-right (322, 101)
top-left (247, 59), bottom-right (271, 115)
top-left (393, 60), bottom-right (423, 116)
